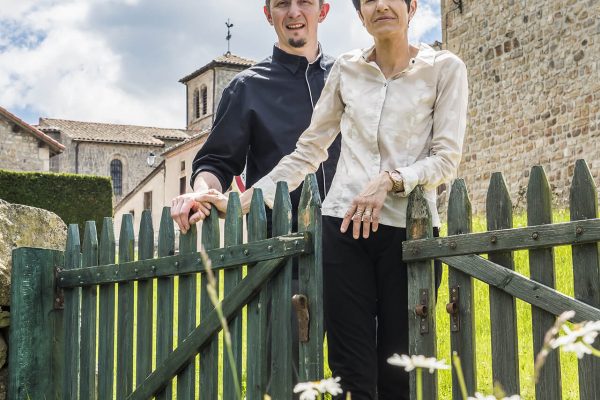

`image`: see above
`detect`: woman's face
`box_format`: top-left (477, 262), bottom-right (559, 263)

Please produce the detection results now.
top-left (358, 0), bottom-right (415, 40)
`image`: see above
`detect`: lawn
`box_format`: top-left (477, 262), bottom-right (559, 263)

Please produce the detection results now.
top-left (119, 210), bottom-right (584, 399)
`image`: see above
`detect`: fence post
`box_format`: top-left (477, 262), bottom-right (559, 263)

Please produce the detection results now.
top-left (247, 189), bottom-right (269, 399)
top-left (63, 224), bottom-right (82, 398)
top-left (270, 182), bottom-right (294, 399)
top-left (223, 192), bottom-right (244, 399)
top-left (297, 173), bottom-right (324, 382)
top-left (486, 172), bottom-right (520, 395)
top-left (447, 179), bottom-right (477, 399)
top-left (570, 159), bottom-right (600, 399)
top-left (9, 247), bottom-right (63, 400)
top-left (406, 186), bottom-right (437, 400)
top-left (527, 166), bottom-right (561, 399)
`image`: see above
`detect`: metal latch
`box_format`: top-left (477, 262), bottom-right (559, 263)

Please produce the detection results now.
top-left (292, 294), bottom-right (309, 342)
top-left (447, 286), bottom-right (460, 332)
top-left (415, 289), bottom-right (429, 334)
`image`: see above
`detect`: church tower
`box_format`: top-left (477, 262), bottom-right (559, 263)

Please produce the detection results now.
top-left (179, 53), bottom-right (255, 131)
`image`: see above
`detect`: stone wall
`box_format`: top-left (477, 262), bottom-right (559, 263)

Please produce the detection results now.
top-left (442, 0), bottom-right (600, 213)
top-left (0, 117), bottom-right (51, 172)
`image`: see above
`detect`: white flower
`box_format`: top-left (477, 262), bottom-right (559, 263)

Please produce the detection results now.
top-left (550, 320), bottom-right (600, 353)
top-left (467, 393), bottom-right (521, 400)
top-left (387, 354), bottom-right (450, 373)
top-left (293, 377), bottom-right (342, 400)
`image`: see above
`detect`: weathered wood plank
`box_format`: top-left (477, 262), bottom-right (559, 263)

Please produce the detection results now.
top-left (98, 217), bottom-right (116, 400)
top-left (527, 166), bottom-right (562, 399)
top-left (177, 223), bottom-right (197, 400)
top-left (570, 159), bottom-right (600, 399)
top-left (246, 189), bottom-right (269, 399)
top-left (269, 182), bottom-right (294, 399)
top-left (402, 218), bottom-right (600, 261)
top-left (446, 179), bottom-right (476, 400)
top-left (116, 214), bottom-right (135, 398)
top-left (80, 221), bottom-right (99, 400)
top-left (297, 173), bottom-right (324, 382)
top-left (136, 210), bottom-right (154, 387)
top-left (156, 207), bottom-right (175, 400)
top-left (200, 210), bottom-right (220, 400)
top-left (406, 186), bottom-right (437, 400)
top-left (58, 232), bottom-right (311, 288)
top-left (223, 192), bottom-right (243, 399)
top-left (486, 173), bottom-right (520, 395)
top-left (63, 224), bottom-right (81, 398)
top-left (128, 257), bottom-right (288, 400)
top-left (9, 248), bottom-right (64, 400)
top-left (440, 255), bottom-right (600, 322)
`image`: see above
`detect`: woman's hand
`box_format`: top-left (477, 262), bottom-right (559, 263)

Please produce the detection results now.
top-left (171, 192), bottom-right (213, 234)
top-left (340, 172), bottom-right (393, 239)
top-left (189, 189), bottom-right (229, 222)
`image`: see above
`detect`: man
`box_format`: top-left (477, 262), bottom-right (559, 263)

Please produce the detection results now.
top-left (171, 0), bottom-right (340, 231)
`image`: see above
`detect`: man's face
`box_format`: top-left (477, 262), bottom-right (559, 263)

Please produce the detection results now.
top-left (264, 0), bottom-right (329, 51)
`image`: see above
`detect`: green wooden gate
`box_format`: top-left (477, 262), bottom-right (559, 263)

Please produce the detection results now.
top-left (9, 175), bottom-right (324, 400)
top-left (403, 160), bottom-right (600, 399)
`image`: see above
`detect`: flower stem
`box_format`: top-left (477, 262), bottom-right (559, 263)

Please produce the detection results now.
top-left (584, 342), bottom-right (600, 357)
top-left (416, 368), bottom-right (423, 400)
top-left (452, 352), bottom-right (469, 400)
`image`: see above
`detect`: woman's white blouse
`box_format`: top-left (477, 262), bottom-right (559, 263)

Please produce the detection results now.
top-left (254, 43), bottom-right (469, 228)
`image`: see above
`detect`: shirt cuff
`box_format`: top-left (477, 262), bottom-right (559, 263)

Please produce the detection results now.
top-left (253, 175), bottom-right (277, 209)
top-left (395, 167), bottom-right (419, 197)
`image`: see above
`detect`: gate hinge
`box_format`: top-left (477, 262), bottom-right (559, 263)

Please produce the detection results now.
top-left (415, 289), bottom-right (429, 334)
top-left (447, 286), bottom-right (460, 332)
top-left (54, 267), bottom-right (65, 309)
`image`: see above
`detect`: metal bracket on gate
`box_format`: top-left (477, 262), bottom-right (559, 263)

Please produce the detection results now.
top-left (54, 267), bottom-right (65, 310)
top-left (292, 294), bottom-right (310, 342)
top-left (447, 286), bottom-right (460, 332)
top-left (415, 289), bottom-right (429, 334)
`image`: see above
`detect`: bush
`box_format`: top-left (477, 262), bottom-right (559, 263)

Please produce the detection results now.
top-left (0, 169), bottom-right (113, 234)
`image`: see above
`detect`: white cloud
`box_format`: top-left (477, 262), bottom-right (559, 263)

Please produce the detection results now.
top-left (0, 0), bottom-right (441, 128)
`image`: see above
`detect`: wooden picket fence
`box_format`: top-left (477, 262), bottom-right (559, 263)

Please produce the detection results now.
top-left (403, 159), bottom-right (600, 399)
top-left (9, 175), bottom-right (324, 400)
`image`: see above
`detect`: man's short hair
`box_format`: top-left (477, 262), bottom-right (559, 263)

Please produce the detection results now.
top-left (266, 0), bottom-right (324, 8)
top-left (351, 0), bottom-right (410, 11)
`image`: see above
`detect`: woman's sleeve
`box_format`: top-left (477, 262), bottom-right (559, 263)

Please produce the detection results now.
top-left (396, 55), bottom-right (469, 195)
top-left (253, 58), bottom-right (345, 208)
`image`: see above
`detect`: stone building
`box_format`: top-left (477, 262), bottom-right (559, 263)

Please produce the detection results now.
top-left (0, 106), bottom-right (64, 172)
top-left (442, 0), bottom-right (600, 212)
top-left (37, 118), bottom-right (193, 203)
top-left (179, 53), bottom-right (255, 131)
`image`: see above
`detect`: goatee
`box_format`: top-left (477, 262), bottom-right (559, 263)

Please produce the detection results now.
top-left (288, 38), bottom-right (307, 48)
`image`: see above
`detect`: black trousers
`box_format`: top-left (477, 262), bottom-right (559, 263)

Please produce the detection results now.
top-left (323, 216), bottom-right (441, 400)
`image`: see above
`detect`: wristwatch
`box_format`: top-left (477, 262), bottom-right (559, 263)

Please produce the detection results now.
top-left (386, 171), bottom-right (405, 194)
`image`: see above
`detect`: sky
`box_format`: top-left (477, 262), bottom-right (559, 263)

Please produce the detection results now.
top-left (0, 0), bottom-right (441, 129)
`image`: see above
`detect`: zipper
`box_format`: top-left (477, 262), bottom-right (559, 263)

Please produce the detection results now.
top-left (305, 63), bottom-right (329, 197)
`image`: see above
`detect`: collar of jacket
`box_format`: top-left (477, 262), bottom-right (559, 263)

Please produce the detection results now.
top-left (272, 44), bottom-right (327, 75)
top-left (361, 42), bottom-right (437, 67)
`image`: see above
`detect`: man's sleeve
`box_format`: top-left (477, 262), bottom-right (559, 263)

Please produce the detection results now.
top-left (190, 81), bottom-right (249, 191)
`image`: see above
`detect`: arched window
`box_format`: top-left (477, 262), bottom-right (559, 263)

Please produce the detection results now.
top-left (201, 85), bottom-right (208, 116)
top-left (110, 159), bottom-right (123, 196)
top-left (193, 89), bottom-right (200, 119)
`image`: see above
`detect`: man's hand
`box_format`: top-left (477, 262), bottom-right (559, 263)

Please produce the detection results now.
top-left (193, 189), bottom-right (229, 218)
top-left (340, 172), bottom-right (394, 239)
top-left (170, 192), bottom-right (213, 234)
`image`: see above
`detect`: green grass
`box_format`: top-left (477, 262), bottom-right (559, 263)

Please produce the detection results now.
top-left (116, 210), bottom-right (584, 399)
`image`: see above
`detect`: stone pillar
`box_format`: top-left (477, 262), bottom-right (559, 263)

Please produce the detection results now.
top-left (0, 199), bottom-right (66, 400)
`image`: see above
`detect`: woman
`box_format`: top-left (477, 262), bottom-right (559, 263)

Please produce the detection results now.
top-left (199, 0), bottom-right (468, 398)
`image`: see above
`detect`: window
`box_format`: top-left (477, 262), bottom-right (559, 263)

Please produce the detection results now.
top-left (180, 176), bottom-right (186, 195)
top-left (193, 89), bottom-right (200, 119)
top-left (143, 191), bottom-right (152, 211)
top-left (201, 85), bottom-right (208, 116)
top-left (49, 153), bottom-right (59, 172)
top-left (180, 161), bottom-right (186, 172)
top-left (110, 159), bottom-right (123, 196)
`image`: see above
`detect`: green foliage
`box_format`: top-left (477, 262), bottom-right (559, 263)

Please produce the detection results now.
top-left (0, 169), bottom-right (113, 234)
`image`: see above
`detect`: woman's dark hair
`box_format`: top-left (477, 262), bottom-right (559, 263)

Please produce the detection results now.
top-left (351, 0), bottom-right (411, 11)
